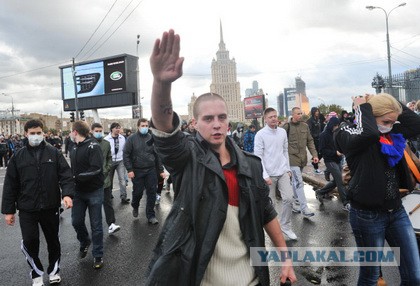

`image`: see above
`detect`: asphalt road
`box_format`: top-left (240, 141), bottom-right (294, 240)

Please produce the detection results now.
top-left (0, 165), bottom-right (404, 286)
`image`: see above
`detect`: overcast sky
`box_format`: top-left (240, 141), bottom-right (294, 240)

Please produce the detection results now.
top-left (1, 0), bottom-right (420, 120)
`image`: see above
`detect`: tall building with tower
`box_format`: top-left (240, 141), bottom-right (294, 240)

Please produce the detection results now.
top-left (209, 21), bottom-right (244, 122)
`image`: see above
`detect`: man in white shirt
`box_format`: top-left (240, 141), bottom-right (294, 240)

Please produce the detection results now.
top-left (254, 107), bottom-right (297, 240)
top-left (104, 122), bottom-right (129, 204)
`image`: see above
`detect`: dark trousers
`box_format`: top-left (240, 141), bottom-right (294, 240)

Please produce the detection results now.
top-left (103, 186), bottom-right (115, 226)
top-left (19, 208), bottom-right (61, 278)
top-left (318, 161), bottom-right (348, 205)
top-left (131, 168), bottom-right (157, 219)
top-left (311, 137), bottom-right (322, 170)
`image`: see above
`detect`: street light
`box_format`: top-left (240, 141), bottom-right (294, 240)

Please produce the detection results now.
top-left (366, 2), bottom-right (406, 98)
top-left (136, 34), bottom-right (142, 119)
top-left (2, 93), bottom-right (15, 134)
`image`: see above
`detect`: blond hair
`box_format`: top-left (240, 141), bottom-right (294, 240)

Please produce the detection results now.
top-left (367, 93), bottom-right (402, 117)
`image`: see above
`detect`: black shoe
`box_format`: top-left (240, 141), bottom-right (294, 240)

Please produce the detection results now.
top-left (315, 193), bottom-right (324, 204)
top-left (121, 198), bottom-right (130, 204)
top-left (132, 208), bottom-right (139, 218)
top-left (93, 257), bottom-right (103, 269)
top-left (79, 242), bottom-right (91, 259)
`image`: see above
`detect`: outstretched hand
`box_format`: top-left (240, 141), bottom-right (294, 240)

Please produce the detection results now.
top-left (150, 29), bottom-right (184, 83)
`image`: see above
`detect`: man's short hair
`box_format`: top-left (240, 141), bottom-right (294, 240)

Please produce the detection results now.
top-left (263, 107), bottom-right (276, 117)
top-left (249, 124), bottom-right (256, 129)
top-left (72, 121), bottom-right (90, 137)
top-left (24, 119), bottom-right (44, 132)
top-left (110, 122), bottom-right (120, 132)
top-left (193, 93), bottom-right (227, 119)
top-left (91, 122), bottom-right (103, 130)
top-left (137, 118), bottom-right (148, 127)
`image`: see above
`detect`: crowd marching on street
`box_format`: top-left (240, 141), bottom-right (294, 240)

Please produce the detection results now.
top-left (2, 29), bottom-right (420, 286)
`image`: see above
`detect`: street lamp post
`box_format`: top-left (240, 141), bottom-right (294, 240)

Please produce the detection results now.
top-left (366, 3), bottom-right (406, 98)
top-left (136, 34), bottom-right (142, 119)
top-left (2, 93), bottom-right (15, 134)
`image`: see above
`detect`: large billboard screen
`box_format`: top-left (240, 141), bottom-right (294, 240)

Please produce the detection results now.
top-left (244, 94), bottom-right (265, 119)
top-left (60, 54), bottom-right (138, 111)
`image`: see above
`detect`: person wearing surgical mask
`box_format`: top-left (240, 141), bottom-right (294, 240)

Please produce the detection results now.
top-left (123, 118), bottom-right (165, 224)
top-left (91, 123), bottom-right (121, 235)
top-left (2, 119), bottom-right (74, 286)
top-left (335, 93), bottom-right (420, 285)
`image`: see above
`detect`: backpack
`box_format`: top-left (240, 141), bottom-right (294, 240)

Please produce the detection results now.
top-left (0, 142), bottom-right (7, 154)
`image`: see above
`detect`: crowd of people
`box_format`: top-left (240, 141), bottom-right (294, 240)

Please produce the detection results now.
top-left (2, 28), bottom-right (420, 286)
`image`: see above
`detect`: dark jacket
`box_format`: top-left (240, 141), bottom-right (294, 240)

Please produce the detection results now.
top-left (335, 103), bottom-right (420, 210)
top-left (69, 137), bottom-right (104, 192)
top-left (147, 115), bottom-right (277, 286)
top-left (1, 141), bottom-right (74, 213)
top-left (306, 107), bottom-right (325, 139)
top-left (319, 117), bottom-right (342, 163)
top-left (123, 131), bottom-right (163, 173)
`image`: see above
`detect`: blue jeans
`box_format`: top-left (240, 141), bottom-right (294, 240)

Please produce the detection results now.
top-left (131, 169), bottom-right (157, 219)
top-left (72, 188), bottom-right (104, 258)
top-left (350, 206), bottom-right (420, 285)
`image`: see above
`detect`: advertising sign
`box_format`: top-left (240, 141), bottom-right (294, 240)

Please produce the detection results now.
top-left (60, 54), bottom-right (138, 111)
top-left (244, 94), bottom-right (264, 119)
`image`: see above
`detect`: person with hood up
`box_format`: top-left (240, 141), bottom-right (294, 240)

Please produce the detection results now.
top-left (314, 117), bottom-right (349, 211)
top-left (306, 107), bottom-right (325, 174)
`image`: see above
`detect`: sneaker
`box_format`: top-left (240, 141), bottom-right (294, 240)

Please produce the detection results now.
top-left (302, 210), bottom-right (315, 218)
top-left (155, 194), bottom-right (161, 205)
top-left (79, 242), bottom-right (91, 258)
top-left (292, 205), bottom-right (301, 213)
top-left (342, 203), bottom-right (351, 212)
top-left (132, 208), bottom-right (139, 218)
top-left (49, 273), bottom-right (61, 284)
top-left (314, 169), bottom-right (324, 174)
top-left (121, 198), bottom-right (130, 204)
top-left (32, 276), bottom-right (44, 286)
top-left (282, 229), bottom-right (298, 240)
top-left (108, 223), bottom-right (121, 234)
top-left (148, 217), bottom-right (159, 225)
top-left (93, 257), bottom-right (103, 269)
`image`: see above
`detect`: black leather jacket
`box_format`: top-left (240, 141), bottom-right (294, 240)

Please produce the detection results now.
top-left (1, 141), bottom-right (74, 213)
top-left (123, 131), bottom-right (163, 173)
top-left (146, 115), bottom-right (277, 286)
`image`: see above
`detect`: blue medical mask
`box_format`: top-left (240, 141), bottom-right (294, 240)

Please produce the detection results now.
top-left (377, 124), bottom-right (392, 134)
top-left (140, 127), bottom-right (149, 135)
top-left (93, 132), bottom-right (103, 139)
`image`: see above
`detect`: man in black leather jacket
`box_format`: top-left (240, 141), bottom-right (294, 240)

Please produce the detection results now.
top-left (2, 119), bottom-right (74, 286)
top-left (123, 118), bottom-right (164, 224)
top-left (146, 29), bottom-right (296, 286)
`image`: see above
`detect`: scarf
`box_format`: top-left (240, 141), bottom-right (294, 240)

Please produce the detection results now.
top-left (379, 133), bottom-right (406, 167)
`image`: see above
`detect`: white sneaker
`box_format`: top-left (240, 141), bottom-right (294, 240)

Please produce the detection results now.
top-left (32, 276), bottom-right (44, 286)
top-left (49, 273), bottom-right (61, 284)
top-left (155, 194), bottom-right (161, 205)
top-left (108, 223), bottom-right (121, 234)
top-left (282, 229), bottom-right (298, 240)
top-left (302, 209), bottom-right (315, 218)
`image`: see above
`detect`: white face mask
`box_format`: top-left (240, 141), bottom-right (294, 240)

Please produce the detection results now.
top-left (377, 124), bottom-right (393, 134)
top-left (28, 134), bottom-right (44, 146)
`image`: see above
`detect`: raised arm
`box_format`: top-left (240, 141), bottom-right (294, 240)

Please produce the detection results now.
top-left (150, 29), bottom-right (184, 132)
